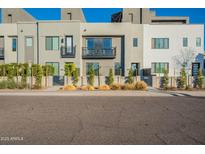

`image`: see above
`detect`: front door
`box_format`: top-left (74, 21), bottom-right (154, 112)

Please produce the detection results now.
top-left (131, 63), bottom-right (140, 76)
top-left (192, 62), bottom-right (200, 76)
top-left (25, 36), bottom-right (34, 63)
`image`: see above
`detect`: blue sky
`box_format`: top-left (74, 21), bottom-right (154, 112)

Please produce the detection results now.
top-left (22, 8), bottom-right (205, 24)
top-left (0, 8), bottom-right (205, 47)
top-left (0, 8), bottom-right (205, 24)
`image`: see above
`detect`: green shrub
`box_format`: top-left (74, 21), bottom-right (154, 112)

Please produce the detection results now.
top-left (7, 80), bottom-right (17, 89)
top-left (0, 80), bottom-right (7, 89)
top-left (107, 68), bottom-right (114, 86)
top-left (178, 66), bottom-right (186, 89)
top-left (127, 68), bottom-right (134, 84)
top-left (162, 69), bottom-right (169, 90)
top-left (196, 69), bottom-right (204, 89)
top-left (0, 80), bottom-right (17, 89)
top-left (88, 66), bottom-right (95, 86)
top-left (19, 63), bottom-right (29, 86)
top-left (17, 82), bottom-right (28, 89)
top-left (43, 65), bottom-right (54, 76)
top-left (72, 69), bottom-right (79, 86)
top-left (5, 64), bottom-right (15, 80)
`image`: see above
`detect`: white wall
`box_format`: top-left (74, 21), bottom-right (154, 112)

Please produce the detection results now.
top-left (0, 24), bottom-right (17, 63)
top-left (143, 24), bottom-right (204, 76)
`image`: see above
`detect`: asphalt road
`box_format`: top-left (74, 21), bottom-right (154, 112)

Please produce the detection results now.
top-left (0, 95), bottom-right (205, 145)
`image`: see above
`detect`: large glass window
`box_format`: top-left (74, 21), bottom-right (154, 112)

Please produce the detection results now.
top-left (152, 38), bottom-right (169, 49)
top-left (86, 62), bottom-right (99, 76)
top-left (12, 37), bottom-right (17, 52)
top-left (0, 36), bottom-right (4, 57)
top-left (46, 62), bottom-right (59, 76)
top-left (115, 62), bottom-right (121, 76)
top-left (133, 38), bottom-right (138, 47)
top-left (183, 37), bottom-right (188, 47)
top-left (86, 38), bottom-right (112, 49)
top-left (151, 63), bottom-right (169, 73)
top-left (65, 36), bottom-right (73, 53)
top-left (46, 36), bottom-right (59, 50)
top-left (196, 37), bottom-right (201, 47)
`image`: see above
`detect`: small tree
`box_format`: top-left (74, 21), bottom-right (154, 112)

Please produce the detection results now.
top-left (107, 68), bottom-right (114, 86)
top-left (20, 63), bottom-right (29, 88)
top-left (5, 64), bottom-right (15, 81)
top-left (43, 65), bottom-right (54, 87)
top-left (72, 69), bottom-right (79, 86)
top-left (127, 68), bottom-right (134, 84)
top-left (32, 64), bottom-right (43, 89)
top-left (196, 69), bottom-right (204, 89)
top-left (0, 65), bottom-right (3, 77)
top-left (13, 63), bottom-right (20, 84)
top-left (64, 63), bottom-right (76, 85)
top-left (88, 66), bottom-right (95, 86)
top-left (162, 69), bottom-right (169, 90)
top-left (178, 66), bottom-right (187, 89)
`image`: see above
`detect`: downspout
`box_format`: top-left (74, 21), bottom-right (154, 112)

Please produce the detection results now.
top-left (36, 22), bottom-right (39, 64)
top-left (140, 8), bottom-right (142, 24)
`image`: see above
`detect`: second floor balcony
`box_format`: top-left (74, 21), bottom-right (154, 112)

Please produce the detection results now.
top-left (82, 47), bottom-right (117, 59)
top-left (60, 46), bottom-right (76, 58)
top-left (0, 48), bottom-right (4, 60)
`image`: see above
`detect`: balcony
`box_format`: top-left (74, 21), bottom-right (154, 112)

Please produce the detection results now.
top-left (61, 46), bottom-right (76, 58)
top-left (0, 48), bottom-right (4, 60)
top-left (82, 47), bottom-right (116, 59)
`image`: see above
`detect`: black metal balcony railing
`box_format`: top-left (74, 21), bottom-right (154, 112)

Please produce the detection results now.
top-left (0, 48), bottom-right (4, 59)
top-left (82, 47), bottom-right (116, 59)
top-left (61, 46), bottom-right (76, 58)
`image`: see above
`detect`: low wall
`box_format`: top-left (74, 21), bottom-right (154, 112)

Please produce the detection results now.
top-left (64, 76), bottom-right (141, 87)
top-left (152, 76), bottom-right (205, 88)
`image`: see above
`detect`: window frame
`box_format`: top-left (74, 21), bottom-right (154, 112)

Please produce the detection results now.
top-left (86, 38), bottom-right (112, 49)
top-left (45, 36), bottom-right (59, 51)
top-left (151, 62), bottom-right (169, 74)
top-left (183, 37), bottom-right (188, 47)
top-left (65, 36), bottom-right (73, 53)
top-left (114, 62), bottom-right (121, 76)
top-left (152, 38), bottom-right (169, 49)
top-left (196, 37), bottom-right (201, 47)
top-left (133, 38), bottom-right (138, 47)
top-left (25, 37), bottom-right (33, 47)
top-left (12, 37), bottom-right (17, 52)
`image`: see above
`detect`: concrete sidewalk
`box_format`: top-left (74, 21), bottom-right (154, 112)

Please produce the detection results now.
top-left (0, 89), bottom-right (204, 97)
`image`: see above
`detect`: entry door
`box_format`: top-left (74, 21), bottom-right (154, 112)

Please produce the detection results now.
top-left (131, 63), bottom-right (140, 76)
top-left (25, 36), bottom-right (34, 63)
top-left (192, 62), bottom-right (200, 76)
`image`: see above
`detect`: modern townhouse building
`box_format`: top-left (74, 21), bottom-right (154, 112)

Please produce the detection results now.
top-left (0, 8), bottom-right (204, 86)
